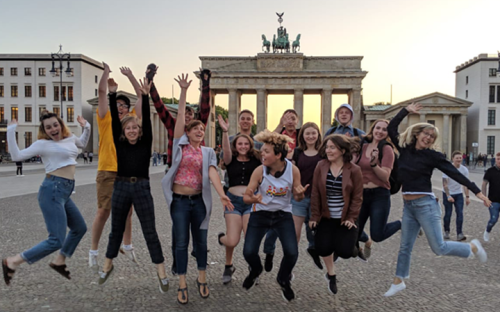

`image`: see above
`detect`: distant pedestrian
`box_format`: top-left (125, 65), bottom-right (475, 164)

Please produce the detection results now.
top-left (89, 152), bottom-right (93, 164)
top-left (152, 150), bottom-right (158, 166)
top-left (83, 151), bottom-right (88, 164)
top-left (482, 152), bottom-right (500, 242)
top-left (15, 161), bottom-right (23, 176)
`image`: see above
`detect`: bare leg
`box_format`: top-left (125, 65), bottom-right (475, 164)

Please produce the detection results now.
top-left (323, 255), bottom-right (335, 276)
top-left (6, 254), bottom-right (25, 270)
top-left (157, 262), bottom-right (167, 279)
top-left (123, 206), bottom-right (133, 246)
top-left (51, 254), bottom-right (66, 266)
top-left (91, 209), bottom-right (111, 250)
top-left (221, 214), bottom-right (243, 265)
top-left (293, 215), bottom-right (305, 243)
top-left (198, 270), bottom-right (209, 297)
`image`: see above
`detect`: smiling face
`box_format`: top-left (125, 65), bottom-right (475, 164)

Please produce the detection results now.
top-left (303, 126), bottom-right (319, 146)
top-left (325, 139), bottom-right (344, 164)
top-left (415, 128), bottom-right (436, 150)
top-left (43, 117), bottom-right (63, 141)
top-left (117, 99), bottom-right (130, 120)
top-left (372, 121), bottom-right (389, 142)
top-left (185, 108), bottom-right (195, 124)
top-left (239, 112), bottom-right (254, 132)
top-left (452, 154), bottom-right (463, 167)
top-left (187, 123), bottom-right (205, 144)
top-left (235, 136), bottom-right (251, 156)
top-left (260, 143), bottom-right (281, 167)
top-left (337, 107), bottom-right (352, 126)
top-left (123, 119), bottom-right (140, 144)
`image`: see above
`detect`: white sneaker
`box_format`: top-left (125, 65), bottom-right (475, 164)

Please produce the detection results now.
top-left (483, 230), bottom-right (490, 242)
top-left (89, 253), bottom-right (99, 273)
top-left (120, 247), bottom-right (138, 264)
top-left (384, 281), bottom-right (406, 297)
top-left (471, 239), bottom-right (487, 263)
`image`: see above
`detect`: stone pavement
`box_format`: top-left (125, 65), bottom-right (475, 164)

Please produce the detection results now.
top-left (1, 168), bottom-right (500, 312)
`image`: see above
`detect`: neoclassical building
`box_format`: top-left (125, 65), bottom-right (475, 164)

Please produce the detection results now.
top-left (364, 92), bottom-right (472, 156)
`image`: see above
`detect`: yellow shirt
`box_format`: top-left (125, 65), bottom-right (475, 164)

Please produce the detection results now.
top-left (97, 108), bottom-right (135, 172)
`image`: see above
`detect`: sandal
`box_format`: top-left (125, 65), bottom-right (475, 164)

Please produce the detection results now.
top-left (49, 263), bottom-right (71, 280)
top-left (2, 259), bottom-right (15, 286)
top-left (197, 278), bottom-right (210, 299)
top-left (177, 287), bottom-right (188, 305)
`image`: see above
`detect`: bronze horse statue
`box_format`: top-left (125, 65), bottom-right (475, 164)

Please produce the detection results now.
top-left (262, 35), bottom-right (271, 53)
top-left (292, 34), bottom-right (301, 53)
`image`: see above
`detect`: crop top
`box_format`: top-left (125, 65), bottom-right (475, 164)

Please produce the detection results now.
top-left (173, 144), bottom-right (203, 191)
top-left (225, 156), bottom-right (261, 188)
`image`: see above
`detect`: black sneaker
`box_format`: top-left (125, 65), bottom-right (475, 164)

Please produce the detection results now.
top-left (306, 248), bottom-right (323, 270)
top-left (242, 267), bottom-right (262, 290)
top-left (264, 253), bottom-right (274, 272)
top-left (357, 248), bottom-right (367, 262)
top-left (218, 232), bottom-right (225, 246)
top-left (324, 273), bottom-right (337, 294)
top-left (277, 277), bottom-right (295, 302)
top-left (222, 265), bottom-right (235, 285)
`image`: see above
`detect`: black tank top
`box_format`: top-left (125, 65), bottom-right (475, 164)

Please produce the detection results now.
top-left (225, 156), bottom-right (261, 187)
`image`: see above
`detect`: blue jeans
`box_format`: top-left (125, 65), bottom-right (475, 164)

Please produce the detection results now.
top-left (395, 195), bottom-right (471, 279)
top-left (358, 188), bottom-right (401, 243)
top-left (442, 192), bottom-right (464, 235)
top-left (21, 176), bottom-right (87, 264)
top-left (244, 211), bottom-right (298, 282)
top-left (170, 194), bottom-right (207, 275)
top-left (486, 202), bottom-right (500, 232)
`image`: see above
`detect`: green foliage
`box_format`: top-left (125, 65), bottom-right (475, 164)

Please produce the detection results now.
top-left (373, 101), bottom-right (391, 106)
top-left (251, 124), bottom-right (257, 135)
top-left (161, 97), bottom-right (179, 104)
top-left (331, 119), bottom-right (339, 127)
top-left (215, 105), bottom-right (229, 146)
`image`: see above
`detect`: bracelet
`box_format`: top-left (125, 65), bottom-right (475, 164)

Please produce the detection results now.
top-left (222, 131), bottom-right (228, 133)
top-left (466, 196), bottom-right (470, 198)
top-left (370, 163), bottom-right (377, 167)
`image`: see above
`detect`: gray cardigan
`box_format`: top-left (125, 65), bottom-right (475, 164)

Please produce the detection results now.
top-left (161, 134), bottom-right (218, 230)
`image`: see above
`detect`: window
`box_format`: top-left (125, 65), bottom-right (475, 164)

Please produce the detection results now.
top-left (25, 132), bottom-right (32, 148)
top-left (38, 68), bottom-right (46, 76)
top-left (25, 107), bottom-right (32, 122)
top-left (466, 90), bottom-right (468, 99)
top-left (95, 75), bottom-right (98, 83)
top-left (11, 85), bottom-right (18, 97)
top-left (487, 136), bottom-right (495, 155)
top-left (466, 76), bottom-right (469, 85)
top-left (498, 86), bottom-right (500, 103)
top-left (427, 120), bottom-right (436, 126)
top-left (11, 107), bottom-right (18, 120)
top-left (68, 86), bottom-right (73, 101)
top-left (488, 110), bottom-right (496, 125)
top-left (25, 85), bottom-right (32, 97)
top-left (95, 89), bottom-right (97, 97)
top-left (24, 68), bottom-right (31, 76)
top-left (54, 86), bottom-right (59, 101)
top-left (489, 68), bottom-right (498, 77)
top-left (39, 106), bottom-right (46, 117)
top-left (67, 107), bottom-right (74, 122)
top-left (62, 86), bottom-right (66, 101)
top-left (39, 85), bottom-right (46, 98)
top-left (0, 68), bottom-right (3, 76)
top-left (0, 107), bottom-right (4, 120)
top-left (490, 86), bottom-right (496, 103)
top-left (10, 68), bottom-right (17, 76)
top-left (53, 106), bottom-right (60, 117)
top-left (0, 85), bottom-right (3, 97)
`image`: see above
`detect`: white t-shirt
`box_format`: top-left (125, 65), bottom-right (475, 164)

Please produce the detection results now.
top-left (7, 123), bottom-right (91, 173)
top-left (442, 165), bottom-right (469, 195)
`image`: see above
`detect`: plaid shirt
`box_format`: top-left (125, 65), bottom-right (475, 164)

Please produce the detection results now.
top-left (150, 81), bottom-right (210, 167)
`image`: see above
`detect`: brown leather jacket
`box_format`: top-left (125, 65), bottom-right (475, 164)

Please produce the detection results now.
top-left (310, 160), bottom-right (363, 224)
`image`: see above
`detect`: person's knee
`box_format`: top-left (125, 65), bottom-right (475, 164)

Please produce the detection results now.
top-left (47, 236), bottom-right (64, 250)
top-left (96, 208), bottom-right (111, 221)
top-left (371, 232), bottom-right (384, 243)
top-left (224, 236), bottom-right (240, 249)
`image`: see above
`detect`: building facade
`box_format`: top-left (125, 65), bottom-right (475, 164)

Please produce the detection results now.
top-left (455, 53), bottom-right (500, 156)
top-left (0, 54), bottom-right (103, 156)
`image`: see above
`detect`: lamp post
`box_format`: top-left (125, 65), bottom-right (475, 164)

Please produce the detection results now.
top-left (50, 45), bottom-right (73, 119)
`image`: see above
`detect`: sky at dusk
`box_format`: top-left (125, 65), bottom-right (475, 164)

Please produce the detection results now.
top-left (3, 0), bottom-right (499, 129)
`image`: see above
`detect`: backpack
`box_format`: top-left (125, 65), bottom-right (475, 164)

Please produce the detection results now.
top-left (326, 126), bottom-right (360, 137)
top-left (356, 138), bottom-right (401, 195)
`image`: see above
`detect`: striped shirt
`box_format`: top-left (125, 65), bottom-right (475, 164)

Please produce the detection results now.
top-left (326, 171), bottom-right (344, 218)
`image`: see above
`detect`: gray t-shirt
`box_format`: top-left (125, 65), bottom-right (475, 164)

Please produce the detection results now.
top-left (442, 165), bottom-right (469, 195)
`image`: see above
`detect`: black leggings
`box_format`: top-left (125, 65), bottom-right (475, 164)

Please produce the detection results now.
top-left (315, 218), bottom-right (358, 259)
top-left (16, 167), bottom-right (22, 175)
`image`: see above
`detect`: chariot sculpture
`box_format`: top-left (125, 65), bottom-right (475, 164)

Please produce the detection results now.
top-left (261, 12), bottom-right (301, 54)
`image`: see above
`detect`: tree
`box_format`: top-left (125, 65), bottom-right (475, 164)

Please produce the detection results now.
top-left (215, 105), bottom-right (229, 146)
top-left (373, 101), bottom-right (391, 106)
top-left (161, 97), bottom-right (179, 104)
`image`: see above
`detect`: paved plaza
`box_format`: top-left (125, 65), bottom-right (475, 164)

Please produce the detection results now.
top-left (0, 162), bottom-right (499, 311)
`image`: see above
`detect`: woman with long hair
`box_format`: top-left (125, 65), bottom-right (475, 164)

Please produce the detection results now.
top-left (291, 122), bottom-right (324, 269)
top-left (162, 74), bottom-right (233, 304)
top-left (2, 111), bottom-right (90, 285)
top-left (355, 119), bottom-right (401, 259)
top-left (384, 103), bottom-right (491, 297)
top-left (309, 134), bottom-right (363, 295)
top-left (217, 115), bottom-right (261, 284)
top-left (98, 77), bottom-right (169, 294)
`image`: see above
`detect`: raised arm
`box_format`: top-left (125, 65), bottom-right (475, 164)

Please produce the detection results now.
top-left (173, 74), bottom-right (192, 139)
top-left (138, 78), bottom-right (152, 143)
top-left (120, 67), bottom-right (142, 119)
top-left (217, 114), bottom-right (232, 165)
top-left (198, 69), bottom-right (211, 125)
top-left (107, 79), bottom-right (122, 144)
top-left (150, 80), bottom-right (176, 130)
top-left (273, 112), bottom-right (291, 133)
top-left (388, 103), bottom-right (422, 150)
top-left (74, 116), bottom-right (91, 148)
top-left (98, 62), bottom-right (111, 119)
top-left (7, 120), bottom-right (43, 161)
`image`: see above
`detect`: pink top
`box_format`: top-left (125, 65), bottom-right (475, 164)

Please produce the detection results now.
top-left (173, 144), bottom-right (203, 191)
top-left (358, 144), bottom-right (394, 189)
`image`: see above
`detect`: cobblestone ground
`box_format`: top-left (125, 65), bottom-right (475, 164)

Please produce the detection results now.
top-left (1, 172), bottom-right (499, 312)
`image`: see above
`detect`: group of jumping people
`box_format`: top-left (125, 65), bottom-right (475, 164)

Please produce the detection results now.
top-left (2, 62), bottom-right (499, 304)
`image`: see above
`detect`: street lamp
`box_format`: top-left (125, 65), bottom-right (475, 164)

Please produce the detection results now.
top-left (50, 45), bottom-right (72, 119)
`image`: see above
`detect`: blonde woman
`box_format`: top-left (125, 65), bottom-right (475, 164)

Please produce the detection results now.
top-left (384, 103), bottom-right (491, 297)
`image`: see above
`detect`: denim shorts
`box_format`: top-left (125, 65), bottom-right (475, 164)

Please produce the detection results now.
top-left (225, 191), bottom-right (252, 216)
top-left (291, 196), bottom-right (311, 218)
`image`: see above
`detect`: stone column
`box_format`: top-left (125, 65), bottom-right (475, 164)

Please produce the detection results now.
top-left (153, 113), bottom-right (159, 153)
top-left (294, 89), bottom-right (304, 127)
top-left (420, 113), bottom-right (426, 123)
top-left (256, 89), bottom-right (268, 133)
top-left (349, 88), bottom-right (362, 129)
top-left (442, 114), bottom-right (450, 155)
top-left (321, 89), bottom-right (333, 135)
top-left (205, 92), bottom-right (216, 147)
top-left (460, 114), bottom-right (467, 152)
top-left (228, 89), bottom-right (238, 136)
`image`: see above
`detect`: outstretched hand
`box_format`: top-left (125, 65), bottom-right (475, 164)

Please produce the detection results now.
top-left (341, 220), bottom-right (357, 230)
top-left (119, 67), bottom-right (133, 77)
top-left (174, 73), bottom-right (192, 90)
top-left (217, 114), bottom-right (229, 132)
top-left (294, 184), bottom-right (310, 196)
top-left (103, 62), bottom-right (111, 73)
top-left (406, 102), bottom-right (422, 114)
top-left (107, 78), bottom-right (118, 93)
top-left (76, 116), bottom-right (87, 127)
top-left (200, 68), bottom-right (211, 86)
top-left (220, 195), bottom-right (234, 211)
top-left (280, 111), bottom-right (294, 127)
top-left (139, 78), bottom-right (152, 95)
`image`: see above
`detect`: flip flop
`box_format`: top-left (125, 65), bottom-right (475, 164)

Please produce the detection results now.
top-left (196, 278), bottom-right (210, 299)
top-left (49, 263), bottom-right (71, 280)
top-left (2, 259), bottom-right (15, 286)
top-left (177, 287), bottom-right (188, 305)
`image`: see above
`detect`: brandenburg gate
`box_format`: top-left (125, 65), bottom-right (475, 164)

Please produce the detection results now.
top-left (201, 53), bottom-right (367, 138)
